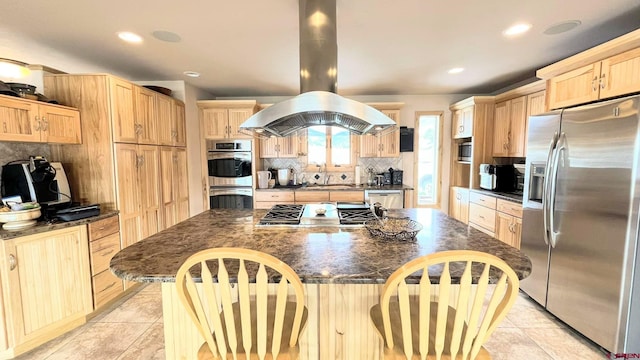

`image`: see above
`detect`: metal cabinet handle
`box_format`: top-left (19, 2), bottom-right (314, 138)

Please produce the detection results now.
top-left (42, 117), bottom-right (48, 131)
top-left (458, 125), bottom-right (464, 133)
top-left (592, 76), bottom-right (598, 92)
top-left (101, 249), bottom-right (116, 256)
top-left (600, 74), bottom-right (606, 89)
top-left (9, 254), bottom-right (16, 271)
top-left (3, 122), bottom-right (7, 133)
top-left (34, 115), bottom-right (41, 131)
top-left (479, 215), bottom-right (485, 220)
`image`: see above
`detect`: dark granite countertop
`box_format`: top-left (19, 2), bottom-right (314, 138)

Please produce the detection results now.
top-left (470, 189), bottom-right (523, 203)
top-left (0, 210), bottom-right (119, 240)
top-left (257, 184), bottom-right (413, 191)
top-left (110, 208), bottom-right (530, 284)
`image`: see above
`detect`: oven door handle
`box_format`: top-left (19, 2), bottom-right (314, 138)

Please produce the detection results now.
top-left (210, 188), bottom-right (253, 197)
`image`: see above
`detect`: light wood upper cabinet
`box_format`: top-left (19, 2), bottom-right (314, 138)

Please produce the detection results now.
top-left (360, 107), bottom-right (401, 158)
top-left (135, 87), bottom-right (158, 145)
top-left (527, 90), bottom-right (546, 116)
top-left (0, 226), bottom-right (92, 352)
top-left (259, 135), bottom-right (299, 158)
top-left (546, 47), bottom-right (640, 110)
top-left (157, 97), bottom-right (186, 147)
top-left (198, 100), bottom-right (258, 140)
top-left (493, 96), bottom-right (526, 157)
top-left (453, 106), bottom-right (473, 138)
top-left (0, 95), bottom-right (81, 144)
top-left (110, 78), bottom-right (137, 143)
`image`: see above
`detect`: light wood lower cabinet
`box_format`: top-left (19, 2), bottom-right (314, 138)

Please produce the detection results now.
top-left (328, 191), bottom-right (364, 202)
top-left (295, 191), bottom-right (330, 203)
top-left (88, 215), bottom-right (124, 309)
top-left (468, 192), bottom-right (497, 236)
top-left (254, 191), bottom-right (295, 209)
top-left (0, 226), bottom-right (92, 357)
top-left (160, 146), bottom-right (190, 229)
top-left (449, 187), bottom-right (469, 224)
top-left (495, 199), bottom-right (523, 249)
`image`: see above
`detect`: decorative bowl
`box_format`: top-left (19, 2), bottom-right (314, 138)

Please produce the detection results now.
top-left (0, 207), bottom-right (41, 230)
top-left (364, 217), bottom-right (423, 241)
top-left (315, 208), bottom-right (326, 215)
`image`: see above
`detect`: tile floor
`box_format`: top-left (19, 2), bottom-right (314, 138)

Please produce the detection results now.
top-left (15, 284), bottom-right (609, 360)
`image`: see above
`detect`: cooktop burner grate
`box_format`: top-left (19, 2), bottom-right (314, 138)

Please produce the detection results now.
top-left (259, 204), bottom-right (305, 225)
top-left (338, 209), bottom-right (377, 225)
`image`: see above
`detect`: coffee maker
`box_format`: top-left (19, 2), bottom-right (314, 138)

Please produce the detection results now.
top-left (1, 157), bottom-right (71, 207)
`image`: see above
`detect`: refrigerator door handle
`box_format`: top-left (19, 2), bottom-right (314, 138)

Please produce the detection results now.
top-left (549, 132), bottom-right (566, 248)
top-left (543, 131), bottom-right (559, 246)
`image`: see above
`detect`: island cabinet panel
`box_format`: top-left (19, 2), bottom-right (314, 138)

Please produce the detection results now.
top-left (295, 191), bottom-right (329, 203)
top-left (255, 191), bottom-right (295, 209)
top-left (329, 191), bottom-right (364, 202)
top-left (0, 226), bottom-right (92, 356)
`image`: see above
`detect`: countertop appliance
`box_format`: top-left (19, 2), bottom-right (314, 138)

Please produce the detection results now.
top-left (521, 94), bottom-right (640, 354)
top-left (479, 164), bottom-right (516, 192)
top-left (364, 189), bottom-right (404, 209)
top-left (458, 142), bottom-right (472, 162)
top-left (1, 161), bottom-right (71, 207)
top-left (206, 139), bottom-right (253, 209)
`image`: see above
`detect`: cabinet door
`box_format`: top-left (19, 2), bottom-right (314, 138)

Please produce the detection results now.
top-left (156, 95), bottom-right (174, 146)
top-left (379, 128), bottom-right (400, 158)
top-left (492, 101), bottom-right (510, 157)
top-left (175, 147), bottom-right (190, 222)
top-left (159, 146), bottom-right (176, 230)
top-left (0, 96), bottom-right (40, 142)
top-left (452, 110), bottom-right (462, 138)
top-left (525, 91), bottom-right (546, 157)
top-left (359, 135), bottom-right (379, 157)
top-left (2, 226), bottom-right (92, 346)
top-left (599, 47), bottom-right (640, 100)
top-left (459, 106), bottom-right (473, 138)
top-left (512, 217), bottom-right (522, 249)
top-left (174, 102), bottom-right (187, 147)
top-left (115, 143), bottom-right (142, 248)
top-left (547, 63), bottom-right (601, 110)
top-left (458, 188), bottom-right (469, 224)
top-left (110, 78), bottom-right (137, 143)
top-left (202, 108), bottom-right (228, 139)
top-left (259, 137), bottom-right (279, 158)
top-left (228, 108), bottom-right (254, 139)
top-left (495, 212), bottom-right (513, 245)
top-left (39, 104), bottom-right (82, 144)
top-left (139, 145), bottom-right (161, 239)
top-left (135, 87), bottom-right (158, 145)
top-left (278, 135), bottom-right (299, 158)
top-left (507, 96), bottom-right (527, 157)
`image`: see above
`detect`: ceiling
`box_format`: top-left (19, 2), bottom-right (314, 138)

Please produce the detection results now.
top-left (2, 0), bottom-right (640, 97)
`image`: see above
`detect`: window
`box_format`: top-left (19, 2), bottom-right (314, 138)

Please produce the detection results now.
top-left (307, 126), bottom-right (354, 170)
top-left (415, 112), bottom-right (442, 207)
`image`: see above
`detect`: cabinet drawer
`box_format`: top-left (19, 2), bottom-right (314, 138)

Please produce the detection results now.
top-left (470, 222), bottom-right (495, 237)
top-left (254, 191), bottom-right (295, 202)
top-left (89, 232), bottom-right (121, 275)
top-left (469, 203), bottom-right (496, 232)
top-left (88, 215), bottom-right (120, 241)
top-left (329, 191), bottom-right (364, 202)
top-left (93, 269), bottom-right (123, 309)
top-left (496, 199), bottom-right (523, 218)
top-left (469, 192), bottom-right (497, 209)
top-left (295, 191), bottom-right (330, 202)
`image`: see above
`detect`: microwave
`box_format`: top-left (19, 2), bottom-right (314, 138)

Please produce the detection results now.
top-left (458, 142), bottom-right (472, 162)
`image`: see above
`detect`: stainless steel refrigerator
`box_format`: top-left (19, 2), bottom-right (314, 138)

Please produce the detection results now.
top-left (521, 94), bottom-right (640, 353)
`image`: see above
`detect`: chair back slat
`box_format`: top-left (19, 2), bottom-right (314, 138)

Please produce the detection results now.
top-left (461, 263), bottom-right (490, 358)
top-left (418, 266), bottom-right (431, 358)
top-left (186, 274), bottom-right (220, 358)
top-left (216, 258), bottom-right (239, 357)
top-left (374, 250), bottom-right (519, 360)
top-left (175, 248), bottom-right (307, 360)
top-left (270, 278), bottom-right (289, 358)
top-left (396, 280), bottom-right (413, 359)
top-left (450, 261), bottom-right (472, 358)
top-left (434, 261), bottom-right (451, 359)
top-left (238, 259), bottom-right (252, 354)
top-left (256, 263), bottom-right (268, 359)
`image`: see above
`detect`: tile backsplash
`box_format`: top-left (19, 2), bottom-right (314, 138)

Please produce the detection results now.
top-left (263, 156), bottom-right (402, 185)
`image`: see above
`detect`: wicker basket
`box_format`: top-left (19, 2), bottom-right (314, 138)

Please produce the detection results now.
top-left (364, 217), bottom-right (423, 241)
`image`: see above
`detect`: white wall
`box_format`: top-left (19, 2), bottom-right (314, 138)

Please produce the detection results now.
top-left (221, 94), bottom-right (473, 212)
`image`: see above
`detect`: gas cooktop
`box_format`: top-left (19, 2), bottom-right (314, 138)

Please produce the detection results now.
top-left (258, 203), bottom-right (376, 226)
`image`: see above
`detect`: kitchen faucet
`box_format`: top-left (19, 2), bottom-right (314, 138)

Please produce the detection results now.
top-left (319, 163), bottom-right (332, 185)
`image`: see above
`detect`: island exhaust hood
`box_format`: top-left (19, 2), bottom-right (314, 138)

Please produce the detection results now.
top-left (239, 0), bottom-right (396, 137)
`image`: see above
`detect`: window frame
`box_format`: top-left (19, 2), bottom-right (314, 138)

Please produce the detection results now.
top-left (304, 127), bottom-right (358, 172)
top-left (413, 111), bottom-right (444, 209)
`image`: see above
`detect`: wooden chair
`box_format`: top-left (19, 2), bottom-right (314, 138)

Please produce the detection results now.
top-left (369, 250), bottom-right (519, 360)
top-left (175, 248), bottom-right (308, 360)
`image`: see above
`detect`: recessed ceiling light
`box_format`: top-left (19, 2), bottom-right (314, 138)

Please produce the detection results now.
top-left (152, 30), bottom-right (181, 43)
top-left (448, 67), bottom-right (464, 74)
top-left (544, 20), bottom-right (582, 35)
top-left (183, 71), bottom-right (200, 78)
top-left (503, 23), bottom-right (532, 37)
top-left (117, 31), bottom-right (143, 44)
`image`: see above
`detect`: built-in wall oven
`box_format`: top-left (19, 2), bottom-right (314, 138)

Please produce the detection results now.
top-left (207, 139), bottom-right (253, 209)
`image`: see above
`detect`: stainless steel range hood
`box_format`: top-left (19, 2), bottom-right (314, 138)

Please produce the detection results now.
top-left (239, 0), bottom-right (396, 137)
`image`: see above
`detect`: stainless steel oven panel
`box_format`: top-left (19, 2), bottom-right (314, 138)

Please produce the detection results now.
top-left (206, 139), bottom-right (252, 152)
top-left (209, 187), bottom-right (253, 197)
top-left (209, 187), bottom-right (253, 209)
top-left (208, 151), bottom-right (253, 187)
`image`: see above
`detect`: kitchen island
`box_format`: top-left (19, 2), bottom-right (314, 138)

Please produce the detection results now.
top-left (110, 208), bottom-right (531, 359)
